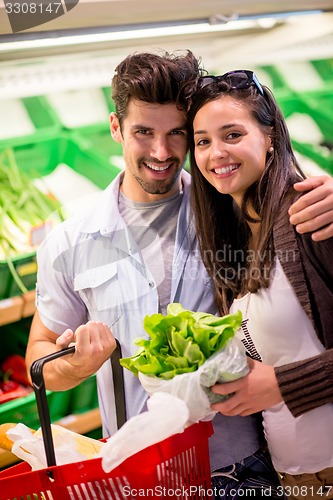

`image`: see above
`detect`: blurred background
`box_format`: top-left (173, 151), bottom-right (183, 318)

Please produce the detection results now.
top-left (1, 0), bottom-right (332, 179)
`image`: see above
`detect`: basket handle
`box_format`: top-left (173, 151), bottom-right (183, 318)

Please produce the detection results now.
top-left (110, 339), bottom-right (127, 429)
top-left (30, 339), bottom-right (127, 469)
top-left (30, 346), bottom-right (75, 468)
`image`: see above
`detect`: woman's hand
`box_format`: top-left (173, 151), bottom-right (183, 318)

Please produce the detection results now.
top-left (289, 175), bottom-right (333, 241)
top-left (211, 359), bottom-right (283, 416)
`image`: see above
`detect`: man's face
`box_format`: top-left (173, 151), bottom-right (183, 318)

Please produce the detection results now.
top-left (110, 99), bottom-right (188, 202)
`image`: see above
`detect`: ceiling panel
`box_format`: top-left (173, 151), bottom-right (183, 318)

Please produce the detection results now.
top-left (0, 0), bottom-right (332, 36)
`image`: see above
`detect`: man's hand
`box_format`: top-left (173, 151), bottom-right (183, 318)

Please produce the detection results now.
top-left (55, 321), bottom-right (116, 380)
top-left (289, 175), bottom-right (333, 241)
top-left (211, 359), bottom-right (283, 416)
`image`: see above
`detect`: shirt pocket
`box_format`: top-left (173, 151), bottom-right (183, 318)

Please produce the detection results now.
top-left (73, 262), bottom-right (123, 320)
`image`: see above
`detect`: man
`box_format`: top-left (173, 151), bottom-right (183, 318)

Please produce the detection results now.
top-left (26, 50), bottom-right (333, 497)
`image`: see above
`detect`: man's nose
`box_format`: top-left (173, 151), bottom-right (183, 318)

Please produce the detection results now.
top-left (151, 137), bottom-right (170, 161)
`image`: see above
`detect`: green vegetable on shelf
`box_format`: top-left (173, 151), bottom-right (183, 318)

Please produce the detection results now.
top-left (120, 303), bottom-right (243, 380)
top-left (0, 148), bottom-right (64, 294)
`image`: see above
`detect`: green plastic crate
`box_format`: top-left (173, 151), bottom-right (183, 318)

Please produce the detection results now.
top-left (46, 87), bottom-right (124, 173)
top-left (0, 135), bottom-right (120, 299)
top-left (0, 317), bottom-right (31, 364)
top-left (7, 134), bottom-right (120, 189)
top-left (291, 139), bottom-right (333, 175)
top-left (300, 87), bottom-right (333, 126)
top-left (71, 128), bottom-right (123, 171)
top-left (0, 96), bottom-right (61, 147)
top-left (0, 389), bottom-right (71, 429)
top-left (0, 375), bottom-right (98, 430)
top-left (275, 94), bottom-right (333, 142)
top-left (68, 375), bottom-right (99, 415)
top-left (257, 65), bottom-right (288, 91)
top-left (68, 88), bottom-right (123, 172)
top-left (0, 252), bottom-right (37, 300)
top-left (311, 58), bottom-right (333, 84)
top-left (273, 93), bottom-right (333, 174)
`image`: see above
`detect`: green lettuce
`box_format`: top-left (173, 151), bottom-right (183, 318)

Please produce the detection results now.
top-left (120, 303), bottom-right (242, 379)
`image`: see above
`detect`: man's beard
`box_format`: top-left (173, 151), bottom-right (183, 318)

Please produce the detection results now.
top-left (134, 164), bottom-right (183, 195)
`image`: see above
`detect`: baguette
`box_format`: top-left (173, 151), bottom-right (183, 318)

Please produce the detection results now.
top-left (0, 422), bottom-right (104, 458)
top-left (35, 425), bottom-right (105, 459)
top-left (0, 423), bottom-right (36, 451)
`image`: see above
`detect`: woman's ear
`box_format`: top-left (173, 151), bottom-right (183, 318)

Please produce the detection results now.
top-left (110, 112), bottom-right (122, 143)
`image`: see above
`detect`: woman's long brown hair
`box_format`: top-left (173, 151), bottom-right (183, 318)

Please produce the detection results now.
top-left (188, 81), bottom-right (305, 315)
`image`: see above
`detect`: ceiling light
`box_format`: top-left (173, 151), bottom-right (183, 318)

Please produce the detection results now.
top-left (0, 19), bottom-right (275, 53)
top-left (0, 9), bottom-right (323, 53)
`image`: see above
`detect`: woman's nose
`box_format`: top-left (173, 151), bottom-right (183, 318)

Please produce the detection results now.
top-left (210, 140), bottom-right (226, 161)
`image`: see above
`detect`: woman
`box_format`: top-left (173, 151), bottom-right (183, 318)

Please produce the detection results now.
top-left (188, 70), bottom-right (333, 499)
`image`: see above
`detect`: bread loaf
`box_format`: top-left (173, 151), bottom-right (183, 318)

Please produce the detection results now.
top-left (0, 423), bottom-right (36, 451)
top-left (1, 422), bottom-right (104, 458)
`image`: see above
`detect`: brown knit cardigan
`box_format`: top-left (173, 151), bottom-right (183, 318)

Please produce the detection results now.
top-left (273, 198), bottom-right (333, 418)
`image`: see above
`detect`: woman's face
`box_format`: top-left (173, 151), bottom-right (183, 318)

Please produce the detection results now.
top-left (193, 95), bottom-right (272, 206)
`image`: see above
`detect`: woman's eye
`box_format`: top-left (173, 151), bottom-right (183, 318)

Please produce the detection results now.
top-left (196, 138), bottom-right (209, 146)
top-left (227, 131), bottom-right (241, 140)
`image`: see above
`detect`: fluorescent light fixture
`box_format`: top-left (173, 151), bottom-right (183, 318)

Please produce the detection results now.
top-left (0, 19), bottom-right (273, 52)
top-left (0, 9), bottom-right (323, 53)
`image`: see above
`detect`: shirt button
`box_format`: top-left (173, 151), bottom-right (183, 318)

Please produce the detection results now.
top-left (149, 281), bottom-right (154, 287)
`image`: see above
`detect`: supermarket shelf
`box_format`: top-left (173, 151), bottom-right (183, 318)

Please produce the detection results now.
top-left (0, 290), bottom-right (36, 326)
top-left (55, 407), bottom-right (102, 435)
top-left (0, 407), bottom-right (102, 469)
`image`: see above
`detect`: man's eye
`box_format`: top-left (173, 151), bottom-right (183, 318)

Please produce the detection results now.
top-left (171, 130), bottom-right (185, 135)
top-left (136, 129), bottom-right (150, 135)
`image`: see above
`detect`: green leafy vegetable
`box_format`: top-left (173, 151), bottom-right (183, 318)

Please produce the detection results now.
top-left (0, 148), bottom-right (64, 293)
top-left (0, 148), bottom-right (64, 256)
top-left (120, 303), bottom-right (242, 379)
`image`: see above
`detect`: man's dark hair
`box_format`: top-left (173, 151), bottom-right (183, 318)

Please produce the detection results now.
top-left (111, 50), bottom-right (202, 126)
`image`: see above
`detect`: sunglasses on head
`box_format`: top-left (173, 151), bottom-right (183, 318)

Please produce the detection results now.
top-left (198, 70), bottom-right (264, 96)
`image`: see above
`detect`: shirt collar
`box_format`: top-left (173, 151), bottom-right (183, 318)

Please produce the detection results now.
top-left (80, 169), bottom-right (191, 236)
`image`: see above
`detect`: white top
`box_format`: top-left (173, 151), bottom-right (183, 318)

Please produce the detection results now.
top-left (230, 258), bottom-right (333, 474)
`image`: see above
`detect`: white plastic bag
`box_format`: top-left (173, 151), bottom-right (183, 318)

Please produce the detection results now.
top-left (139, 336), bottom-right (249, 423)
top-left (7, 423), bottom-right (105, 470)
top-left (100, 392), bottom-right (189, 473)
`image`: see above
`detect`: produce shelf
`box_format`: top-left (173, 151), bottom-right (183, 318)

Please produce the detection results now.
top-left (0, 291), bottom-right (35, 326)
top-left (0, 296), bottom-right (24, 326)
top-left (0, 134), bottom-right (121, 301)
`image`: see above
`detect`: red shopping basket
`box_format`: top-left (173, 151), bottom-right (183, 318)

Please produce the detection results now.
top-left (0, 347), bottom-right (214, 499)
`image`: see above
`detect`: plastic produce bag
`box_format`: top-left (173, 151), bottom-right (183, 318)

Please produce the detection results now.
top-left (100, 392), bottom-right (189, 473)
top-left (139, 335), bottom-right (249, 423)
top-left (121, 303), bottom-right (249, 423)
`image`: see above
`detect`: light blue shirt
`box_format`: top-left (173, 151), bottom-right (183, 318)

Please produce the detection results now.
top-left (36, 170), bottom-right (260, 470)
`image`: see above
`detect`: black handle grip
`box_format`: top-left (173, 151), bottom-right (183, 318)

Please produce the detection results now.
top-left (30, 346), bottom-right (75, 468)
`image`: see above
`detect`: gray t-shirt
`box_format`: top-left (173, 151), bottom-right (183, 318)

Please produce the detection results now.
top-left (119, 189), bottom-right (182, 314)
